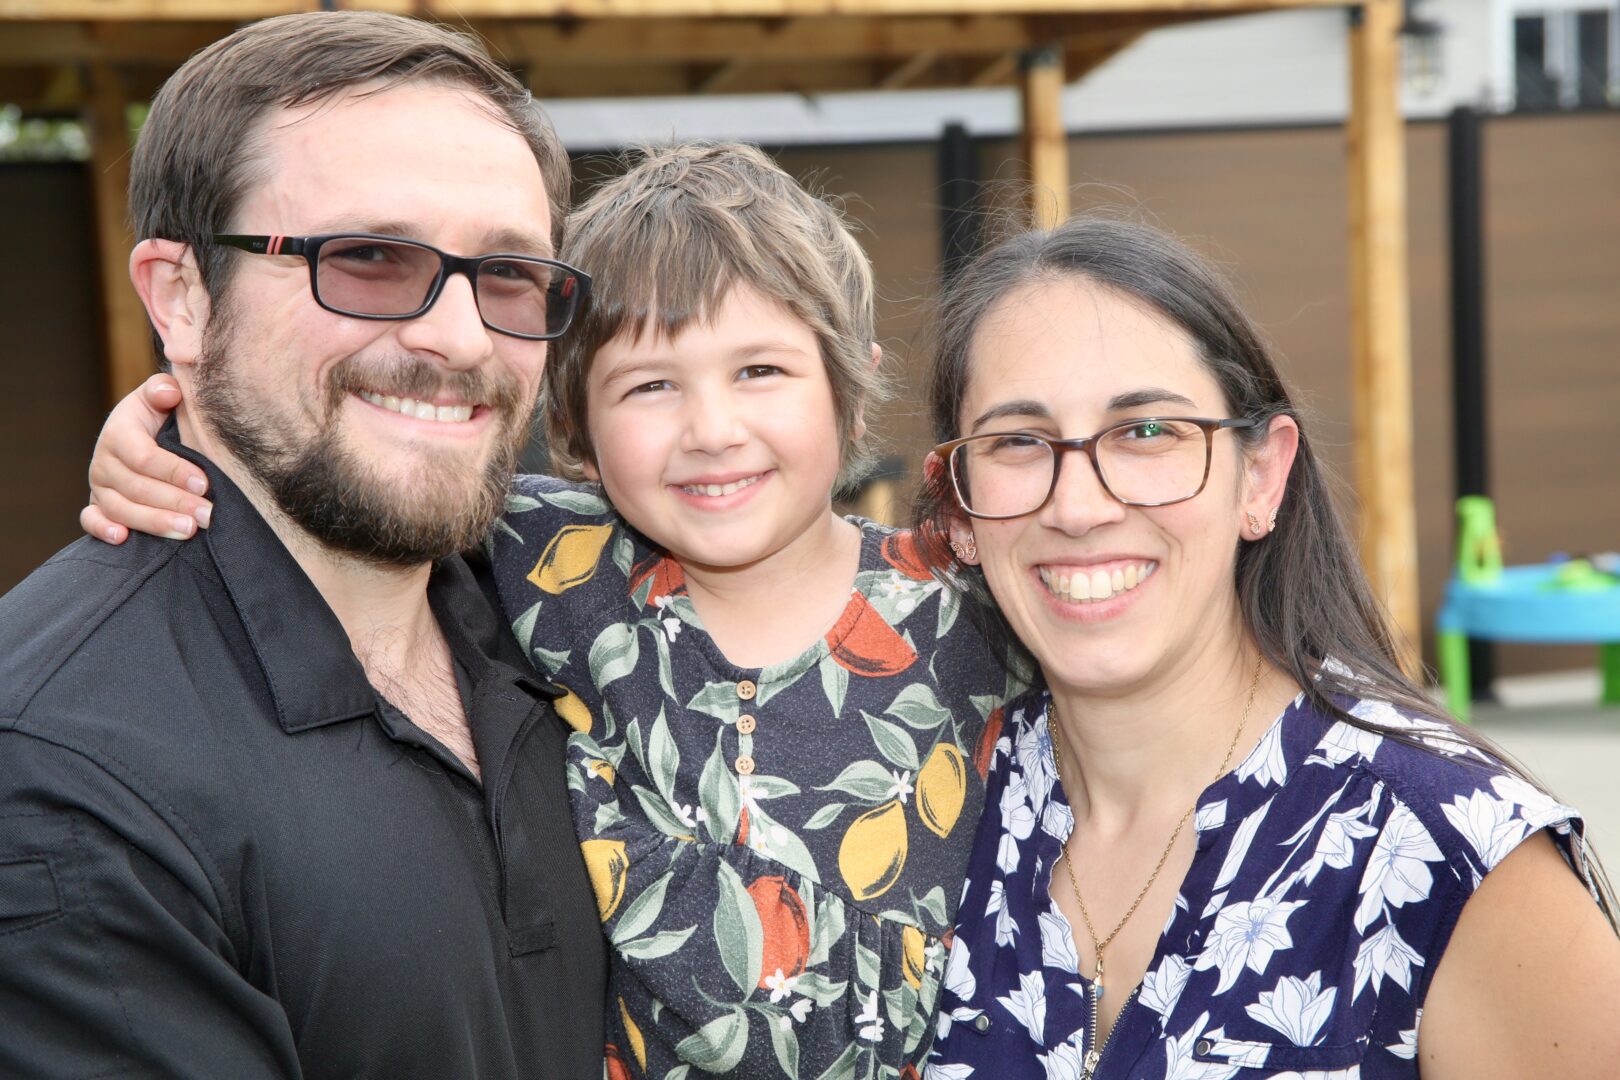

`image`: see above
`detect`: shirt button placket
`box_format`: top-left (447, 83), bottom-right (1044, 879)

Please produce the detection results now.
top-left (735, 680), bottom-right (758, 775)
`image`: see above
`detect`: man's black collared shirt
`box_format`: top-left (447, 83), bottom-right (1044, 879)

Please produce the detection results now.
top-left (0, 428), bottom-right (606, 1078)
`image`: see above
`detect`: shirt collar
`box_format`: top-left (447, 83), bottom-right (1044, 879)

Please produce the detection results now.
top-left (162, 418), bottom-right (552, 735)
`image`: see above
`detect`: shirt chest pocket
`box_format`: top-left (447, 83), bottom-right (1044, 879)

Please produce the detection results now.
top-left (1191, 1031), bottom-right (1371, 1075)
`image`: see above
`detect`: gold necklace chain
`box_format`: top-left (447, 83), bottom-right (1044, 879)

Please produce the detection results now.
top-left (1047, 657), bottom-right (1264, 1007)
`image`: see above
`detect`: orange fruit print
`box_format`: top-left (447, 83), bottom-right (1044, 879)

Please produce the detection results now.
top-left (826, 592), bottom-right (917, 677)
top-left (974, 706), bottom-right (1005, 781)
top-left (628, 554), bottom-right (685, 607)
top-left (605, 1044), bottom-right (632, 1080)
top-left (880, 531), bottom-right (934, 582)
top-left (747, 876), bottom-right (812, 986)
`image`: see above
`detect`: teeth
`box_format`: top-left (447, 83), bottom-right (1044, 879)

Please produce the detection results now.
top-left (359, 391), bottom-right (473, 424)
top-left (682, 475), bottom-right (761, 498)
top-left (1038, 562), bottom-right (1157, 605)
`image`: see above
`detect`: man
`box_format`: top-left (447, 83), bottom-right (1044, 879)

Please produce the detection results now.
top-left (0, 12), bottom-right (605, 1077)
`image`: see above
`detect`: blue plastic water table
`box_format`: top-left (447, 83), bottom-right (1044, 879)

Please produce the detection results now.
top-left (1436, 497), bottom-right (1620, 722)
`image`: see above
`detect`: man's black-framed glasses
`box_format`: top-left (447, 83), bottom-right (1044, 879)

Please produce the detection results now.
top-left (212, 233), bottom-right (591, 341)
top-left (934, 416), bottom-right (1259, 520)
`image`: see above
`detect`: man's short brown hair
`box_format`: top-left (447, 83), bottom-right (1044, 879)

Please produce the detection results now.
top-left (130, 11), bottom-right (570, 359)
top-left (543, 142), bottom-right (888, 489)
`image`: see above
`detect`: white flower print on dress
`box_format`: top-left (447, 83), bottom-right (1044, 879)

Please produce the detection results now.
top-left (1353, 803), bottom-right (1443, 932)
top-left (1194, 897), bottom-right (1307, 994)
top-left (1038, 908), bottom-right (1080, 975)
top-left (998, 774), bottom-right (1037, 874)
top-left (1037, 1035), bottom-right (1086, 1080)
top-left (1139, 954), bottom-right (1193, 1018)
top-left (1236, 718), bottom-right (1289, 788)
top-left (1441, 787), bottom-right (1530, 871)
top-left (1308, 721), bottom-right (1384, 768)
top-left (1243, 971), bottom-right (1338, 1045)
top-left (1352, 921), bottom-right (1424, 999)
top-left (943, 936), bottom-right (976, 1002)
top-left (1016, 714), bottom-right (1057, 813)
top-left (925, 1064), bottom-right (976, 1080)
top-left (998, 969), bottom-right (1048, 1044)
top-left (988, 880), bottom-right (1019, 948)
top-left (1300, 800), bottom-right (1380, 885)
top-left (1386, 1008), bottom-right (1420, 1059)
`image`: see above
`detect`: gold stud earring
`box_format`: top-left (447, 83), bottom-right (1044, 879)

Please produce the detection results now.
top-left (1268, 506), bottom-right (1279, 533)
top-left (950, 536), bottom-right (977, 563)
top-left (1245, 512), bottom-right (1264, 537)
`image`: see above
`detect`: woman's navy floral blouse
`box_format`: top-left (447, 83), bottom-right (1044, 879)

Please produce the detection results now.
top-left (927, 688), bottom-right (1598, 1079)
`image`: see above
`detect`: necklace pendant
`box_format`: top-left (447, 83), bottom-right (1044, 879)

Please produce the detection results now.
top-left (1093, 956), bottom-right (1105, 1000)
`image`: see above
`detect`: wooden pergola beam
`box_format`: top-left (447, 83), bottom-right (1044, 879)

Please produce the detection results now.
top-left (1019, 45), bottom-right (1069, 228)
top-left (1347, 0), bottom-right (1420, 670)
top-left (83, 62), bottom-right (155, 408)
top-left (0, 0), bottom-right (1348, 20)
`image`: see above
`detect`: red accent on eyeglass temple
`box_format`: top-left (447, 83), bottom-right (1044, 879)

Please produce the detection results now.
top-left (267, 235), bottom-right (284, 255)
top-left (560, 277), bottom-right (575, 299)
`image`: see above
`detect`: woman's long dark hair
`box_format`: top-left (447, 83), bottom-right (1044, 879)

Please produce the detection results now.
top-left (913, 213), bottom-right (1615, 921)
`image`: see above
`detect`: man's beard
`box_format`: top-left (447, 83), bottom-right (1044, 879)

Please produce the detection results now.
top-left (193, 314), bottom-right (532, 567)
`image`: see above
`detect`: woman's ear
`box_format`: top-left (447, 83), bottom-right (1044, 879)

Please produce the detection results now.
top-left (1242, 415), bottom-right (1300, 537)
top-left (129, 240), bottom-right (210, 369)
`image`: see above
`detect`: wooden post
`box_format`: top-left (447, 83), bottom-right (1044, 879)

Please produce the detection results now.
top-left (1019, 45), bottom-right (1068, 229)
top-left (85, 61), bottom-right (153, 408)
top-left (1346, 0), bottom-right (1421, 675)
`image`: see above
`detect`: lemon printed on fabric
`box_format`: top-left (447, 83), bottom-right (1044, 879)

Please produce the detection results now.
top-left (489, 474), bottom-right (1022, 1080)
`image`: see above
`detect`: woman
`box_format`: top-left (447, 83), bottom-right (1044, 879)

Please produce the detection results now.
top-left (914, 216), bottom-right (1620, 1079)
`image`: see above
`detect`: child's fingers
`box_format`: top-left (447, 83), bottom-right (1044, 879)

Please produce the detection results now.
top-left (81, 504), bottom-right (128, 546)
top-left (138, 374), bottom-right (183, 413)
top-left (86, 488), bottom-right (198, 542)
top-left (89, 456), bottom-right (212, 530)
top-left (91, 424), bottom-right (208, 499)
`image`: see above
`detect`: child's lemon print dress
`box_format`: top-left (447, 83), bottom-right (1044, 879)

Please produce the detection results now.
top-left (490, 476), bottom-right (1023, 1079)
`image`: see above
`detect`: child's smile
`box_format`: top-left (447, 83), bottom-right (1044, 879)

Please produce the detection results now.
top-left (584, 284), bottom-right (848, 577)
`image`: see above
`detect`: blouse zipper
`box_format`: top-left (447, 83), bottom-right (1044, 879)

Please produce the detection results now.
top-left (1081, 985), bottom-right (1140, 1080)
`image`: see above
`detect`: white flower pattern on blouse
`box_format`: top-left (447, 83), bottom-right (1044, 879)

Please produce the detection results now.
top-left (926, 690), bottom-right (1599, 1079)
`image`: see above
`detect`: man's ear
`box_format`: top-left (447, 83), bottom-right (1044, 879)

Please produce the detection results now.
top-left (850, 341), bottom-right (882, 442)
top-left (129, 239), bottom-right (209, 369)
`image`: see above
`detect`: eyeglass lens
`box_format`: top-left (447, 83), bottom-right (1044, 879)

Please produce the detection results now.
top-left (951, 420), bottom-right (1213, 516)
top-left (315, 237), bottom-right (576, 338)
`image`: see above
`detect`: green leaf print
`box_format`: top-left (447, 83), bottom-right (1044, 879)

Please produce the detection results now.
top-left (613, 871), bottom-right (673, 944)
top-left (612, 531), bottom-right (635, 579)
top-left (631, 785), bottom-right (695, 839)
top-left (812, 1041), bottom-right (862, 1080)
top-left (699, 731), bottom-right (742, 843)
top-left (818, 653), bottom-right (849, 716)
top-left (935, 580), bottom-right (960, 638)
top-left (687, 682), bottom-right (742, 725)
top-left (714, 860), bottom-right (765, 996)
top-left (619, 926), bottom-right (697, 960)
top-left (884, 684), bottom-right (952, 730)
top-left (589, 621), bottom-right (640, 689)
top-left (807, 898), bottom-right (845, 970)
top-left (491, 517), bottom-right (523, 544)
top-left (816, 760), bottom-right (897, 802)
top-left (911, 886), bottom-right (948, 927)
top-left (854, 940), bottom-right (880, 990)
top-left (801, 803), bottom-right (846, 831)
top-left (860, 712), bottom-right (919, 771)
top-left (793, 970), bottom-right (850, 1007)
top-left (648, 708), bottom-right (680, 805)
top-left (529, 644), bottom-right (571, 679)
top-left (652, 625), bottom-right (677, 699)
top-left (767, 1013), bottom-right (802, 1079)
top-left (741, 774), bottom-right (800, 800)
top-left (504, 493), bottom-right (542, 514)
top-left (593, 802), bottom-right (625, 834)
top-left (675, 1009), bottom-right (748, 1073)
top-left (746, 803), bottom-right (821, 881)
top-left (663, 1067), bottom-right (690, 1080)
top-left (509, 600), bottom-right (542, 657)
top-left (538, 487), bottom-right (611, 515)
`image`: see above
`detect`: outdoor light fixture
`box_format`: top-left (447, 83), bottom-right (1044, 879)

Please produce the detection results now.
top-left (1400, 0), bottom-right (1445, 95)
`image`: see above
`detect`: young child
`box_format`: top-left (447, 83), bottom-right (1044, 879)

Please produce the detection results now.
top-left (84, 143), bottom-right (1023, 1080)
